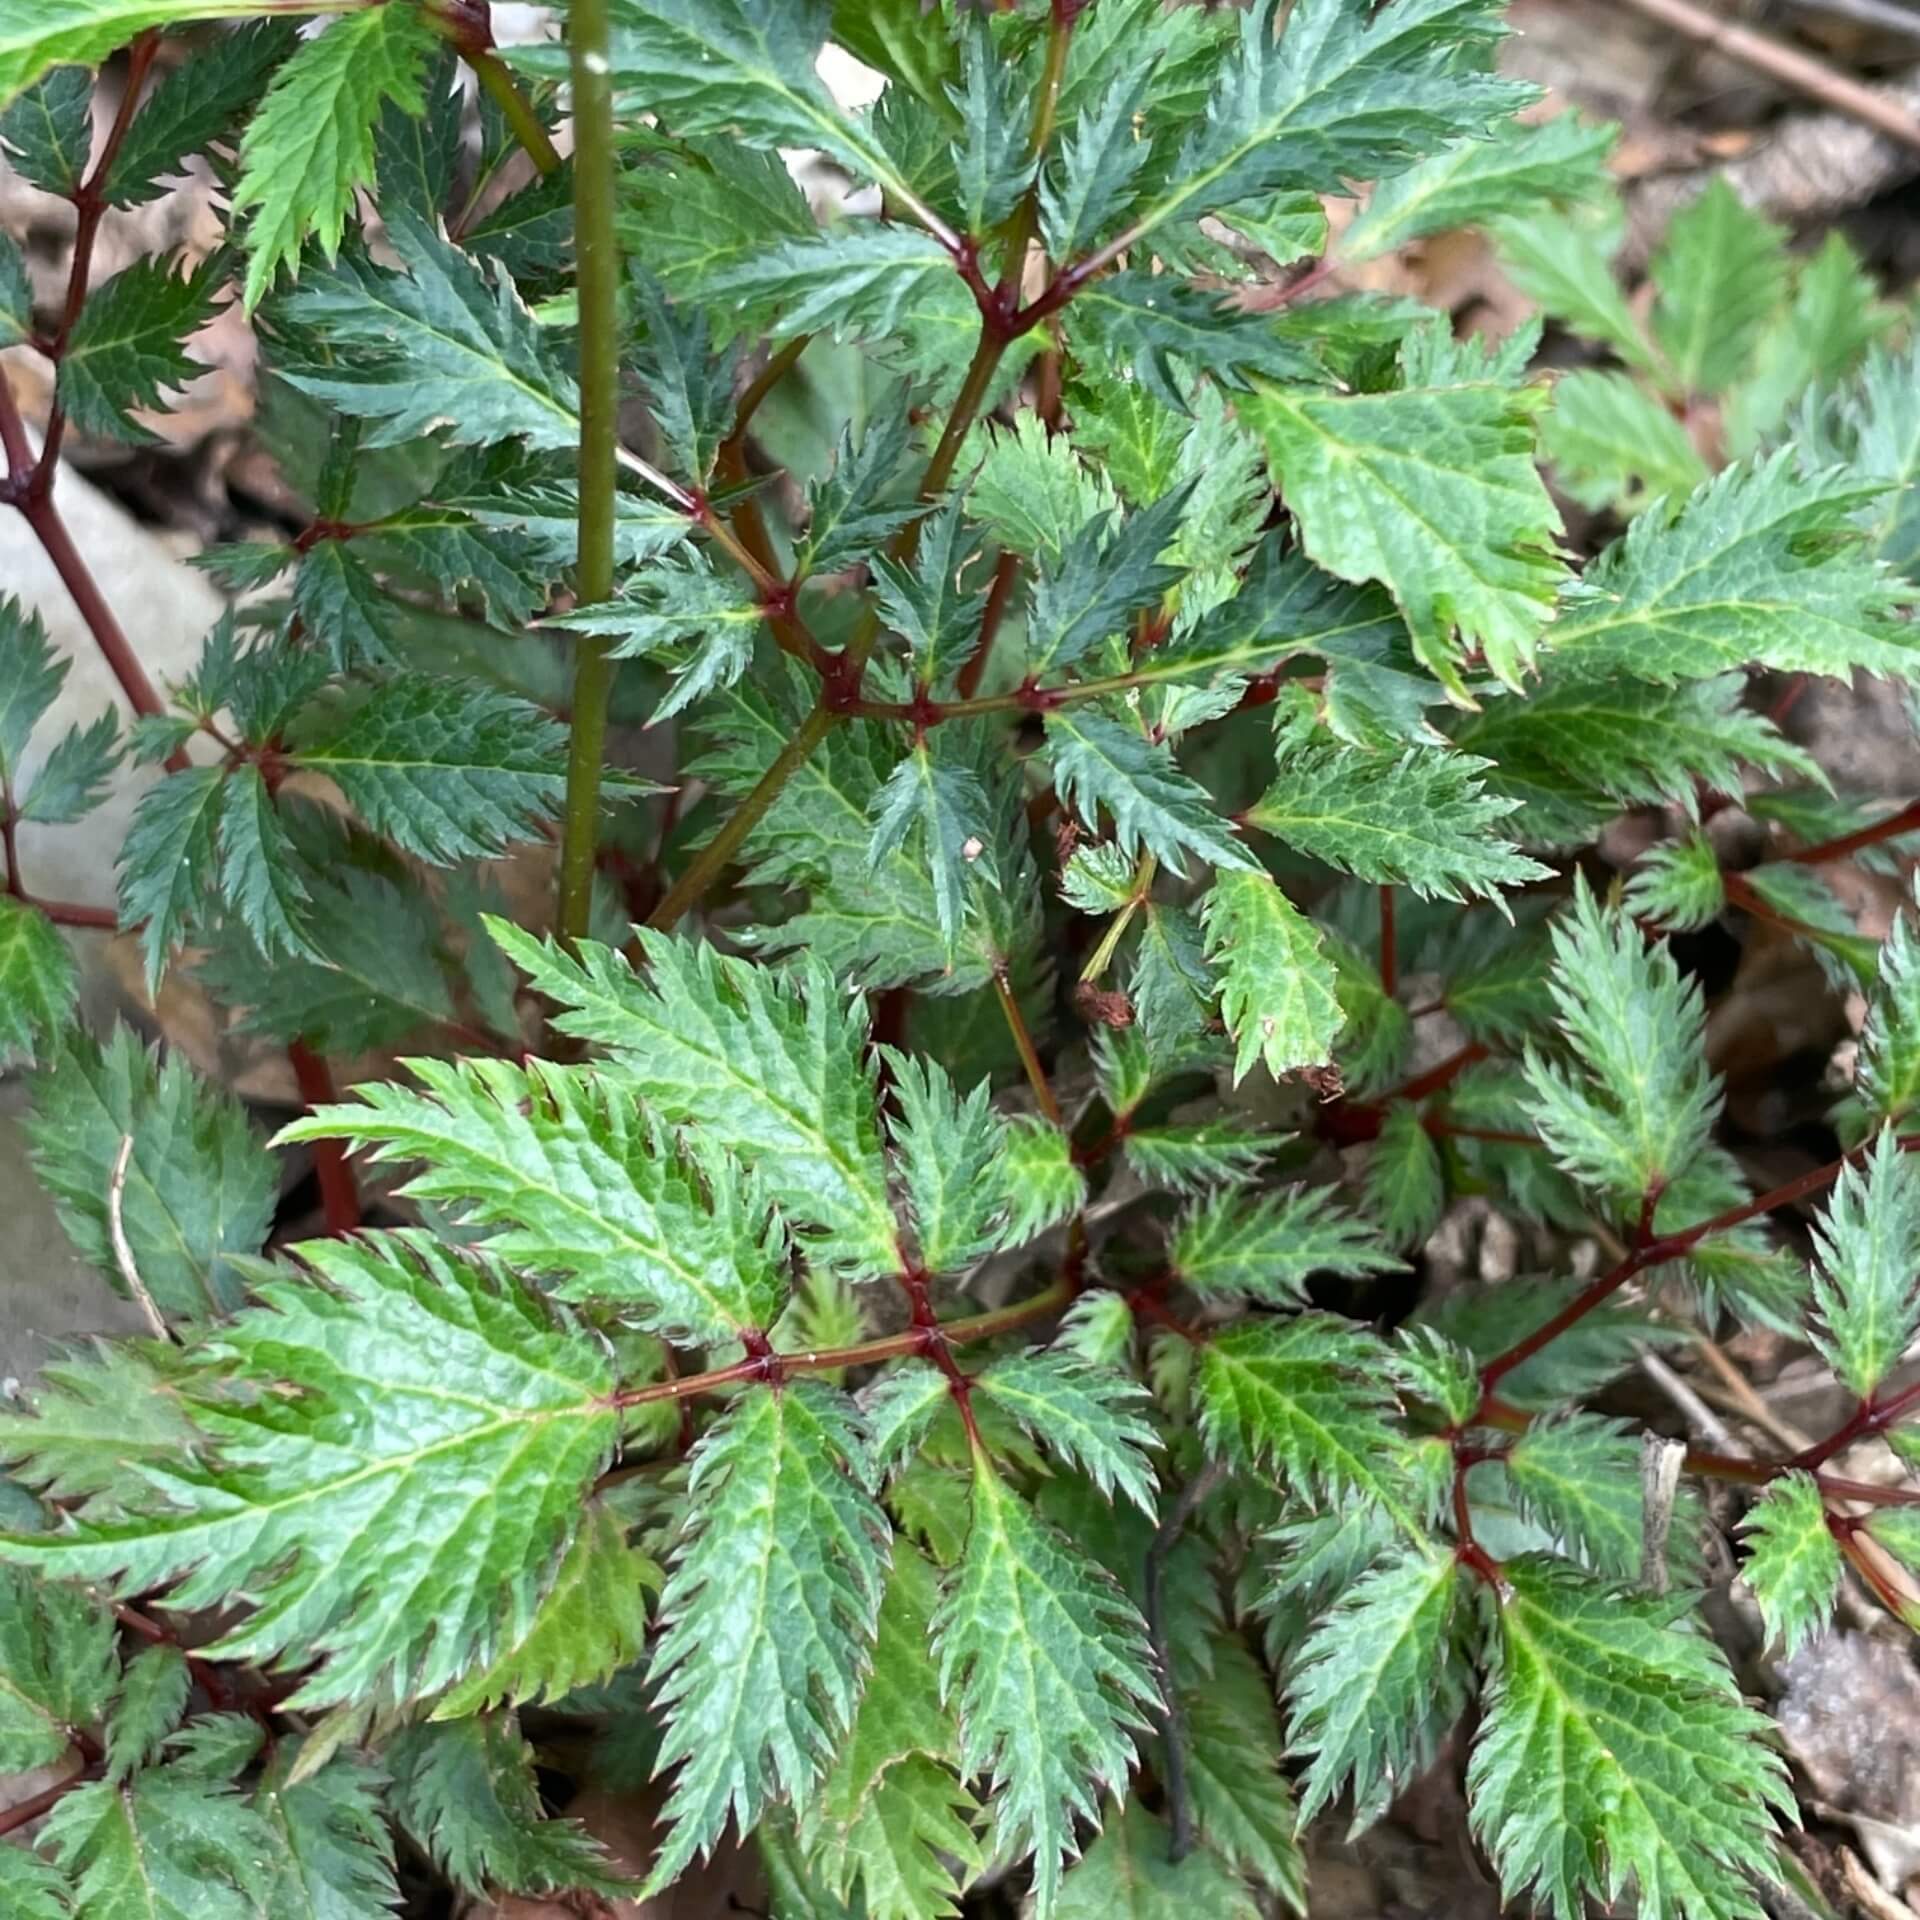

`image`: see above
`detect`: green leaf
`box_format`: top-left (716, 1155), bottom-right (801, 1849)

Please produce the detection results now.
top-left (1809, 1131), bottom-right (1920, 1402)
top-left (489, 922), bottom-right (901, 1278)
top-left (388, 1715), bottom-right (623, 1898)
top-left (1245, 739), bottom-right (1548, 901)
top-left (1171, 1184), bottom-right (1399, 1307)
top-left (798, 405), bottom-right (919, 577)
top-left (1135, 0), bottom-right (1530, 250)
top-left (1469, 1557), bottom-right (1793, 1920)
top-left (885, 1053), bottom-right (1009, 1274)
top-left (215, 763), bottom-right (318, 962)
top-left (1739, 1472), bottom-right (1841, 1657)
top-left (436, 1501), bottom-right (655, 1718)
top-left (933, 1453), bottom-right (1158, 1918)
top-left (1040, 65), bottom-right (1154, 260)
top-left (37, 1769), bottom-right (277, 1920)
top-left (0, 62), bottom-right (89, 192)
top-left (1057, 1800), bottom-right (1258, 1920)
top-left (1520, 877), bottom-right (1719, 1209)
top-left (1341, 111), bottom-right (1616, 263)
top-left (20, 711), bottom-right (120, 827)
top-left (801, 1547), bottom-right (979, 1920)
top-left (1625, 834), bottom-right (1726, 933)
top-left (1063, 275), bottom-right (1322, 415)
top-left (868, 745), bottom-right (998, 948)
top-left (1490, 201), bottom-right (1656, 376)
top-left (0, 230), bottom-right (31, 348)
top-left (0, 1848), bottom-right (70, 1920)
top-left (1, 1), bottom-right (300, 109)
top-left (1286, 1544), bottom-right (1471, 1828)
top-left (1201, 868), bottom-right (1343, 1083)
top-left (1362, 1101), bottom-right (1445, 1250)
top-left (104, 1643), bottom-right (190, 1782)
top-left (645, 1379), bottom-right (889, 1891)
top-left (278, 210), bottom-right (585, 455)
top-left (1538, 368), bottom-right (1710, 517)
top-left (256, 1749), bottom-right (400, 1920)
top-left (104, 19), bottom-right (295, 208)
top-left (1649, 178), bottom-right (1786, 397)
top-left (0, 1232), bottom-right (618, 1709)
top-left (630, 269), bottom-right (738, 487)
top-left (872, 493), bottom-right (986, 694)
top-left (117, 764), bottom-right (223, 989)
top-left (56, 253), bottom-right (222, 443)
top-left (1026, 483), bottom-right (1190, 680)
top-left (969, 413), bottom-right (1117, 564)
top-left (281, 1056), bottom-right (786, 1347)
top-left (1046, 707), bottom-right (1255, 879)
top-left (27, 1028), bottom-right (275, 1325)
top-left (1544, 452), bottom-right (1920, 685)
top-left (1502, 1413), bottom-right (1703, 1584)
top-left (287, 676), bottom-right (574, 865)
top-left (234, 2), bottom-right (436, 309)
top-left (1239, 373), bottom-right (1564, 695)
top-left (972, 1352), bottom-right (1159, 1511)
top-left (705, 222), bottom-right (970, 348)
top-left (0, 896), bottom-right (77, 1068)
top-left (0, 1563), bottom-right (115, 1771)
top-left (1859, 912), bottom-right (1920, 1125)
top-left (1194, 1316), bottom-right (1412, 1507)
top-left (998, 1117), bottom-right (1088, 1245)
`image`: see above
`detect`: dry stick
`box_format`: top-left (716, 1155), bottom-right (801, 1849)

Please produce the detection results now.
top-left (108, 1133), bottom-right (172, 1342)
top-left (994, 964), bottom-right (1064, 1127)
top-left (1614, 0), bottom-right (1920, 153)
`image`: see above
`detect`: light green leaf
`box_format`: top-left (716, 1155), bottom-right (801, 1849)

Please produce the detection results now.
top-left (1171, 1184), bottom-right (1399, 1307)
top-left (1201, 868), bottom-right (1343, 1083)
top-left (1810, 1131), bottom-right (1920, 1402)
top-left (1859, 912), bottom-right (1920, 1125)
top-left (645, 1380), bottom-right (889, 1891)
top-left (0, 895), bottom-right (76, 1068)
top-left (972, 1352), bottom-right (1159, 1511)
top-left (1056, 1800), bottom-right (1258, 1920)
top-left (1739, 1472), bottom-right (1841, 1656)
top-left (105, 1643), bottom-right (190, 1781)
top-left (1539, 368), bottom-right (1710, 517)
top-left (1625, 835), bottom-right (1726, 933)
top-left (0, 1563), bottom-right (115, 1772)
top-left (1649, 178), bottom-right (1786, 397)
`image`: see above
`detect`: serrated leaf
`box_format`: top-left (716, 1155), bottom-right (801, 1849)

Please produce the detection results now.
top-left (1246, 740), bottom-right (1548, 901)
top-left (277, 210), bottom-right (585, 454)
top-left (117, 764), bottom-right (223, 989)
top-left (1468, 1557), bottom-right (1793, 1920)
top-left (1649, 178), bottom-right (1786, 398)
top-left (1626, 835), bottom-right (1726, 932)
top-left (1240, 374), bottom-right (1564, 694)
top-left (1172, 1184), bottom-right (1400, 1307)
top-left (104, 1643), bottom-right (190, 1782)
top-left (57, 253), bottom-right (221, 443)
top-left (436, 1501), bottom-right (655, 1718)
top-left (281, 1055), bottom-right (786, 1347)
top-left (1341, 111), bottom-right (1615, 263)
top-left (645, 1379), bottom-right (889, 1891)
top-left (256, 1749), bottom-right (400, 1920)
top-left (998, 1116), bottom-right (1087, 1244)
top-left (1194, 1316), bottom-right (1412, 1508)
top-left (1286, 1544), bottom-right (1471, 1829)
top-left (1502, 1413), bottom-right (1703, 1584)
top-left (1490, 200), bottom-right (1656, 376)
top-left (885, 1052), bottom-right (1008, 1274)
top-left (0, 1847), bottom-right (70, 1920)
top-left (1056, 1800), bottom-right (1258, 1920)
top-left (1545, 452), bottom-right (1920, 685)
top-left (489, 922), bottom-right (900, 1278)
top-left (1040, 65), bottom-right (1153, 259)
top-left (214, 763), bottom-right (318, 962)
top-left (388, 1715), bottom-right (623, 1897)
top-left (1520, 877), bottom-right (1719, 1208)
top-left (37, 1769), bottom-right (277, 1920)
top-left (972, 1352), bottom-right (1159, 1511)
top-left (799, 403), bottom-right (919, 578)
top-left (1859, 912), bottom-right (1920, 1125)
top-left (105, 19), bottom-right (295, 208)
top-left (1027, 483), bottom-right (1191, 680)
top-left (1133, 0), bottom-right (1530, 252)
top-left (1739, 1472), bottom-right (1840, 1656)
top-left (0, 61), bottom-right (89, 194)
top-left (934, 1453), bottom-right (1158, 1917)
top-left (1809, 1131), bottom-right (1920, 1402)
top-left (20, 709), bottom-right (120, 827)
top-left (1047, 707), bottom-right (1253, 879)
top-left (0, 1232), bottom-right (618, 1708)
top-left (1201, 868), bottom-right (1343, 1083)
top-left (0, 896), bottom-right (77, 1068)
top-left (629, 269), bottom-right (736, 486)
top-left (1363, 1101), bottom-right (1446, 1250)
top-left (234, 2), bottom-right (435, 309)
top-left (1539, 368), bottom-right (1711, 517)
top-left (0, 230), bottom-right (31, 347)
top-left (0, 1562), bottom-right (115, 1771)
top-left (872, 493), bottom-right (986, 694)
top-left (27, 1027), bottom-right (274, 1324)
top-left (868, 745), bottom-right (998, 947)
top-left (287, 676), bottom-right (574, 866)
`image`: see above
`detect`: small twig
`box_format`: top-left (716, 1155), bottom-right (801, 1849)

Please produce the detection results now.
top-left (1615, 0), bottom-right (1920, 153)
top-left (1690, 1334), bottom-right (1816, 1454)
top-left (1145, 1459), bottom-right (1228, 1865)
top-left (993, 963), bottom-right (1063, 1127)
top-left (108, 1134), bottom-right (171, 1343)
top-left (1637, 1345), bottom-right (1737, 1452)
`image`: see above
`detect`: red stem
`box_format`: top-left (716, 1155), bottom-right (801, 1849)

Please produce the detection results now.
top-left (955, 552), bottom-right (1021, 700)
top-left (286, 1041), bottom-right (361, 1234)
top-left (0, 1763), bottom-right (100, 1838)
top-left (1782, 795), bottom-right (1920, 868)
top-left (1794, 1374), bottom-right (1920, 1471)
top-left (1390, 1041), bottom-right (1490, 1106)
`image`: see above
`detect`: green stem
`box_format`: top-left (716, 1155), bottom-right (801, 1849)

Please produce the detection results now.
top-left (555, 0), bottom-right (621, 940)
top-left (468, 48), bottom-right (561, 176)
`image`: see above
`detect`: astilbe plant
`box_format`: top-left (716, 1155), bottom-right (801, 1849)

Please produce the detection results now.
top-left (5, 1), bottom-right (1920, 1915)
